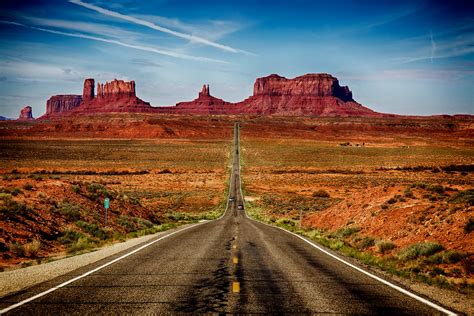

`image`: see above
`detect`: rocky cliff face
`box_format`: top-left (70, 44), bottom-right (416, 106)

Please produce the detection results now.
top-left (253, 74), bottom-right (353, 101)
top-left (18, 106), bottom-right (34, 120)
top-left (83, 78), bottom-right (95, 101)
top-left (171, 74), bottom-right (378, 117)
top-left (45, 95), bottom-right (82, 116)
top-left (79, 79), bottom-right (151, 112)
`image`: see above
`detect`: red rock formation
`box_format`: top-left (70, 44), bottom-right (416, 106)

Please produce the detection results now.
top-left (170, 74), bottom-right (379, 117)
top-left (83, 78), bottom-right (95, 101)
top-left (45, 95), bottom-right (82, 116)
top-left (78, 79), bottom-right (152, 112)
top-left (18, 106), bottom-right (34, 120)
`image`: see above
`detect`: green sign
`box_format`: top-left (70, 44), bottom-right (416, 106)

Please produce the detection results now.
top-left (104, 197), bottom-right (110, 209)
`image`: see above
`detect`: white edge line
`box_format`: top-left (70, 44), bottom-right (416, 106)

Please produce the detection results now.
top-left (237, 126), bottom-right (456, 316)
top-left (0, 130), bottom-right (237, 314)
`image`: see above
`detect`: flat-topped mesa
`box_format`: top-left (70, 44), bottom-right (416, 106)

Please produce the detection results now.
top-left (18, 105), bottom-right (34, 120)
top-left (253, 73), bottom-right (353, 102)
top-left (96, 79), bottom-right (136, 100)
top-left (45, 95), bottom-right (82, 116)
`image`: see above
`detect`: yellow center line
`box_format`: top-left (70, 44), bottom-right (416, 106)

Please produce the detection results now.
top-left (232, 244), bottom-right (237, 249)
top-left (233, 257), bottom-right (239, 264)
top-left (232, 282), bottom-right (240, 293)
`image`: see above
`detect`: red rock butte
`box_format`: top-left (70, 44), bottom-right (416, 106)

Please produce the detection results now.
top-left (18, 105), bottom-right (34, 120)
top-left (40, 73), bottom-right (383, 118)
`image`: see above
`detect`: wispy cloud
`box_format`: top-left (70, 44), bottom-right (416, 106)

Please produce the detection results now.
top-left (22, 16), bottom-right (139, 40)
top-left (341, 68), bottom-right (474, 81)
top-left (69, 0), bottom-right (252, 55)
top-left (0, 20), bottom-right (228, 64)
top-left (429, 30), bottom-right (436, 63)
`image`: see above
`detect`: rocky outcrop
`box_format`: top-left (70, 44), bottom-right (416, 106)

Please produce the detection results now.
top-left (18, 106), bottom-right (34, 120)
top-left (45, 95), bottom-right (82, 116)
top-left (253, 74), bottom-right (352, 101)
top-left (83, 78), bottom-right (95, 101)
top-left (39, 73), bottom-right (384, 118)
top-left (174, 84), bottom-right (234, 114)
top-left (79, 79), bottom-right (152, 112)
top-left (170, 74), bottom-right (379, 117)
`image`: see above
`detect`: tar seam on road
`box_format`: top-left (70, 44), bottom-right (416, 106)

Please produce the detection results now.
top-left (0, 127), bottom-right (240, 315)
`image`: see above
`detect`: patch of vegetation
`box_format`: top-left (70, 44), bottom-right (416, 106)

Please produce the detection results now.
top-left (398, 242), bottom-right (444, 260)
top-left (9, 242), bottom-right (25, 257)
top-left (11, 187), bottom-right (21, 196)
top-left (312, 190), bottom-right (330, 198)
top-left (117, 215), bottom-right (154, 233)
top-left (333, 226), bottom-right (360, 238)
top-left (67, 236), bottom-right (95, 254)
top-left (23, 240), bottom-right (42, 257)
top-left (52, 202), bottom-right (82, 221)
top-left (376, 240), bottom-right (396, 254)
top-left (76, 220), bottom-right (110, 240)
top-left (0, 196), bottom-right (34, 218)
top-left (449, 189), bottom-right (474, 206)
top-left (23, 183), bottom-right (33, 191)
top-left (58, 228), bottom-right (85, 245)
top-left (464, 218), bottom-right (474, 234)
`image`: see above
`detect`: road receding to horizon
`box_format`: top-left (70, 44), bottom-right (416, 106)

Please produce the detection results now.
top-left (0, 124), bottom-right (455, 315)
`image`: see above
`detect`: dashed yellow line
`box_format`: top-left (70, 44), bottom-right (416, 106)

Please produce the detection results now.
top-left (232, 244), bottom-right (237, 249)
top-left (232, 282), bottom-right (240, 293)
top-left (233, 257), bottom-right (239, 264)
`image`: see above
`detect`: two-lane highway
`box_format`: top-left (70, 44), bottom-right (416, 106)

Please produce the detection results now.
top-left (0, 123), bottom-right (453, 314)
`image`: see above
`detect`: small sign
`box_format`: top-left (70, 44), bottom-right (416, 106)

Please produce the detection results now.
top-left (104, 197), bottom-right (110, 209)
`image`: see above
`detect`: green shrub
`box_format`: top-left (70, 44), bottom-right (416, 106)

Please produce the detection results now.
top-left (376, 240), bottom-right (396, 254)
top-left (398, 242), bottom-right (444, 260)
top-left (464, 218), bottom-right (474, 233)
top-left (59, 202), bottom-right (82, 221)
top-left (427, 250), bottom-right (467, 264)
top-left (59, 228), bottom-right (85, 245)
top-left (356, 236), bottom-right (375, 249)
top-left (71, 185), bottom-right (80, 193)
top-left (76, 221), bottom-right (109, 240)
top-left (404, 190), bottom-right (414, 198)
top-left (117, 215), bottom-right (154, 233)
top-left (386, 197), bottom-right (397, 204)
top-left (23, 183), bottom-right (33, 191)
top-left (0, 199), bottom-right (33, 217)
top-left (427, 184), bottom-right (444, 194)
top-left (411, 182), bottom-right (427, 189)
top-left (313, 190), bottom-right (330, 198)
top-left (334, 226), bottom-right (360, 238)
top-left (67, 236), bottom-right (94, 253)
top-left (11, 188), bottom-right (21, 196)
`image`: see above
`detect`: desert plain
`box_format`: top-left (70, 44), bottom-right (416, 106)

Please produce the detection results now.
top-left (0, 114), bottom-right (473, 297)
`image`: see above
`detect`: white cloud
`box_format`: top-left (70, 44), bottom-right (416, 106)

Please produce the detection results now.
top-left (69, 0), bottom-right (253, 55)
top-left (0, 20), bottom-right (229, 64)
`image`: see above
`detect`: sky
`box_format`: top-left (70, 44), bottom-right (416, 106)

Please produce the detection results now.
top-left (0, 0), bottom-right (473, 118)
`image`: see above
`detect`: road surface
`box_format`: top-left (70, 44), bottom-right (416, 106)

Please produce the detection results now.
top-left (0, 123), bottom-right (452, 315)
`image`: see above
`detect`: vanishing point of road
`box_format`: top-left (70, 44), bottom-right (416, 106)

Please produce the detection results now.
top-left (0, 123), bottom-right (454, 315)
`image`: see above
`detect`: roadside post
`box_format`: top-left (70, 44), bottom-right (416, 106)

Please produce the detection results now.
top-left (104, 197), bottom-right (110, 226)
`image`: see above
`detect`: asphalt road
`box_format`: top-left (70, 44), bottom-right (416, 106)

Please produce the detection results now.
top-left (0, 123), bottom-right (452, 315)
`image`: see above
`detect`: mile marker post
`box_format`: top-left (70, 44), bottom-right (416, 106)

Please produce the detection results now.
top-left (104, 197), bottom-right (110, 227)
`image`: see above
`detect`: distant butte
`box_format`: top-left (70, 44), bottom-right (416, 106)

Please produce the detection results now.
top-left (18, 105), bottom-right (34, 120)
top-left (38, 73), bottom-right (384, 118)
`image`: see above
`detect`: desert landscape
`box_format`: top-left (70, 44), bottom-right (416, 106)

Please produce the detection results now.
top-left (1, 0), bottom-right (473, 313)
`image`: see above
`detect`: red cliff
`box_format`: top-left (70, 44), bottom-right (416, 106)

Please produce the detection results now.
top-left (18, 106), bottom-right (34, 120)
top-left (45, 95), bottom-right (82, 116)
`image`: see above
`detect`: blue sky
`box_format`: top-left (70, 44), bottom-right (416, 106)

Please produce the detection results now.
top-left (0, 0), bottom-right (473, 117)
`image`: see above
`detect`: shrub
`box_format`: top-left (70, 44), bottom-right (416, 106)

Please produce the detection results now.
top-left (464, 218), bottom-right (474, 233)
top-left (386, 197), bottom-right (397, 204)
top-left (428, 184), bottom-right (444, 194)
top-left (76, 221), bottom-right (109, 240)
top-left (71, 185), bottom-right (80, 193)
top-left (313, 190), bottom-right (330, 198)
top-left (376, 240), bottom-right (396, 254)
top-left (0, 199), bottom-right (33, 217)
top-left (58, 228), bottom-right (85, 245)
top-left (334, 226), bottom-right (360, 238)
top-left (117, 215), bottom-right (154, 233)
top-left (398, 242), bottom-right (444, 260)
top-left (23, 183), bottom-right (33, 191)
top-left (67, 236), bottom-right (94, 253)
top-left (404, 189), bottom-right (414, 198)
top-left (11, 188), bottom-right (21, 196)
top-left (356, 236), bottom-right (375, 249)
top-left (9, 242), bottom-right (25, 257)
top-left (59, 202), bottom-right (82, 221)
top-left (450, 189), bottom-right (474, 206)
top-left (23, 240), bottom-right (41, 257)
